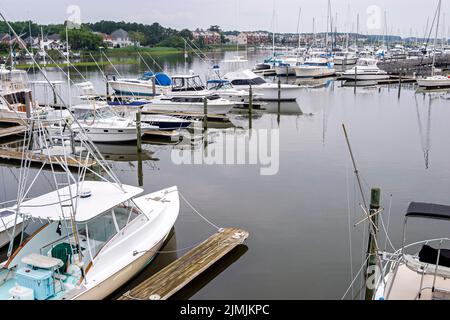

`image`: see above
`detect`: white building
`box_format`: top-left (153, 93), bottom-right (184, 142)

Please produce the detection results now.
top-left (110, 29), bottom-right (133, 48)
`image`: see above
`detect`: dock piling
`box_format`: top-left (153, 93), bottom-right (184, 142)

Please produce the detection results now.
top-left (136, 111), bottom-right (142, 153)
top-left (203, 97), bottom-right (208, 131)
top-left (248, 84), bottom-right (253, 129)
top-left (365, 187), bottom-right (381, 300)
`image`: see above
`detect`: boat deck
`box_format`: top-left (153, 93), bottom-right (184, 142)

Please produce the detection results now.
top-left (118, 227), bottom-right (249, 300)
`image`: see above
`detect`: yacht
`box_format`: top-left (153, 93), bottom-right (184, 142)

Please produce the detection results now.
top-left (206, 79), bottom-right (263, 102)
top-left (224, 69), bottom-right (302, 101)
top-left (61, 104), bottom-right (157, 143)
top-left (294, 57), bottom-right (336, 78)
top-left (274, 55), bottom-right (304, 77)
top-left (333, 52), bottom-right (358, 66)
top-left (341, 58), bottom-right (390, 81)
top-left (108, 72), bottom-right (171, 97)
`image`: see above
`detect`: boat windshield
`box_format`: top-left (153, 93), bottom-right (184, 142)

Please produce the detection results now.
top-left (231, 77), bottom-right (266, 86)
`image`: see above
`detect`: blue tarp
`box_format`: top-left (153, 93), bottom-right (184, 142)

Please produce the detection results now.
top-left (141, 72), bottom-right (172, 86)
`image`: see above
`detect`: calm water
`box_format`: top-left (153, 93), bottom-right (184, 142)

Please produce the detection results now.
top-left (1, 50), bottom-right (450, 299)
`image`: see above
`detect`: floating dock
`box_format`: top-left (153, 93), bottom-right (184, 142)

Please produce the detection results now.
top-left (118, 227), bottom-right (249, 300)
top-left (0, 146), bottom-right (96, 168)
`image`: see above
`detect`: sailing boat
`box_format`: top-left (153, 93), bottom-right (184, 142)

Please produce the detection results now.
top-left (0, 17), bottom-right (180, 300)
top-left (417, 0), bottom-right (450, 89)
top-left (374, 202), bottom-right (450, 300)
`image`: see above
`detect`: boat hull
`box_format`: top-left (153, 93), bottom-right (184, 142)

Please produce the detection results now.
top-left (145, 101), bottom-right (234, 115)
top-left (417, 78), bottom-right (450, 88)
top-left (294, 67), bottom-right (336, 78)
top-left (72, 126), bottom-right (141, 143)
top-left (0, 222), bottom-right (24, 248)
top-left (275, 65), bottom-right (296, 76)
top-left (108, 81), bottom-right (166, 97)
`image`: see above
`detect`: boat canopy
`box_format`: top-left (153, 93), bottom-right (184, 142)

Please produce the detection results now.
top-left (406, 202), bottom-right (450, 221)
top-left (141, 72), bottom-right (172, 86)
top-left (15, 181), bottom-right (143, 223)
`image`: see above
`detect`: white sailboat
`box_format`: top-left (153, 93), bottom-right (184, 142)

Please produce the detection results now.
top-left (294, 56), bottom-right (336, 78)
top-left (417, 0), bottom-right (450, 89)
top-left (375, 202), bottom-right (450, 300)
top-left (341, 58), bottom-right (389, 81)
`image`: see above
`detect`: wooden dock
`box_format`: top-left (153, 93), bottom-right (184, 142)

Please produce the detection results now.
top-left (118, 227), bottom-right (249, 300)
top-left (0, 147), bottom-right (96, 168)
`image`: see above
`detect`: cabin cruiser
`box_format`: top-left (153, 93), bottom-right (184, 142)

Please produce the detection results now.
top-left (333, 52), bottom-right (358, 66)
top-left (375, 202), bottom-right (450, 300)
top-left (224, 69), bottom-right (301, 101)
top-left (341, 58), bottom-right (389, 81)
top-left (0, 69), bottom-right (65, 122)
top-left (144, 94), bottom-right (235, 115)
top-left (206, 79), bottom-right (263, 102)
top-left (55, 103), bottom-right (157, 143)
top-left (274, 55), bottom-right (304, 76)
top-left (108, 72), bottom-right (171, 97)
top-left (294, 57), bottom-right (336, 78)
top-left (0, 181), bottom-right (179, 300)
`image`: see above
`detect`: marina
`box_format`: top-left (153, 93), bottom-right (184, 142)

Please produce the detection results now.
top-left (0, 0), bottom-right (449, 306)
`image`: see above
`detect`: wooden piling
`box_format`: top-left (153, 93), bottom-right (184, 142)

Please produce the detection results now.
top-left (277, 77), bottom-right (281, 114)
top-left (203, 97), bottom-right (208, 131)
top-left (365, 187), bottom-right (381, 300)
top-left (118, 227), bottom-right (249, 300)
top-left (397, 72), bottom-right (402, 99)
top-left (354, 66), bottom-right (357, 94)
top-left (248, 84), bottom-right (253, 129)
top-left (136, 111), bottom-right (142, 153)
top-left (152, 76), bottom-right (156, 97)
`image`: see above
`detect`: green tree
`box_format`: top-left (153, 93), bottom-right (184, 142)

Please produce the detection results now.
top-left (129, 31), bottom-right (145, 45)
top-left (156, 35), bottom-right (186, 48)
top-left (61, 28), bottom-right (104, 50)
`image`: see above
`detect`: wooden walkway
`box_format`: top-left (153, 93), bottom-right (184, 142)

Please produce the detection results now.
top-left (118, 227), bottom-right (249, 300)
top-left (0, 147), bottom-right (96, 168)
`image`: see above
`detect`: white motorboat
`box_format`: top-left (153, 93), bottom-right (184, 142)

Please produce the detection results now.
top-left (108, 72), bottom-right (172, 97)
top-left (206, 79), bottom-right (263, 102)
top-left (341, 58), bottom-right (390, 81)
top-left (224, 69), bottom-right (301, 101)
top-left (294, 57), bottom-right (336, 78)
top-left (0, 181), bottom-right (179, 300)
top-left (333, 52), bottom-right (358, 65)
top-left (417, 75), bottom-right (450, 88)
top-left (144, 94), bottom-right (235, 115)
top-left (274, 55), bottom-right (304, 76)
top-left (375, 202), bottom-right (450, 300)
top-left (62, 104), bottom-right (156, 143)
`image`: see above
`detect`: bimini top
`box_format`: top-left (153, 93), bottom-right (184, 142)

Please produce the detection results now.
top-left (406, 202), bottom-right (450, 221)
top-left (14, 181), bottom-right (143, 223)
top-left (141, 72), bottom-right (172, 86)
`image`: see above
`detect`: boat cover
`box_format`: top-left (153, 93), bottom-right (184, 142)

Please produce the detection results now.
top-left (419, 245), bottom-right (450, 268)
top-left (406, 202), bottom-right (450, 221)
top-left (142, 72), bottom-right (172, 86)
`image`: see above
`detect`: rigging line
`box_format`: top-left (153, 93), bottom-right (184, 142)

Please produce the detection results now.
top-left (179, 192), bottom-right (222, 231)
top-left (345, 147), bottom-right (354, 298)
top-left (341, 255), bottom-right (370, 300)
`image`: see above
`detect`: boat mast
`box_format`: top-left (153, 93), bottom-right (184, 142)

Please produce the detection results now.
top-left (272, 0), bottom-right (276, 57)
top-left (296, 7), bottom-right (302, 61)
top-left (432, 0), bottom-right (442, 76)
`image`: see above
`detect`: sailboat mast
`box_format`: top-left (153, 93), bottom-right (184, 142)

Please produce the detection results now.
top-left (272, 0), bottom-right (276, 58)
top-left (432, 0), bottom-right (442, 76)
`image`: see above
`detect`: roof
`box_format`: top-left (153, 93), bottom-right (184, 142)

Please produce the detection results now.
top-left (111, 29), bottom-right (129, 39)
top-left (406, 202), bottom-right (450, 221)
top-left (16, 181), bottom-right (143, 222)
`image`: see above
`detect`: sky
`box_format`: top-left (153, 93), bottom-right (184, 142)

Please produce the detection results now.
top-left (1, 0), bottom-right (449, 37)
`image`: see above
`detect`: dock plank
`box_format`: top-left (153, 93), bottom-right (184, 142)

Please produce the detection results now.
top-left (0, 147), bottom-right (96, 168)
top-left (118, 227), bottom-right (249, 300)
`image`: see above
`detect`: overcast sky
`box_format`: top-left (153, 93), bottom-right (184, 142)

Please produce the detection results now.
top-left (1, 0), bottom-right (448, 37)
